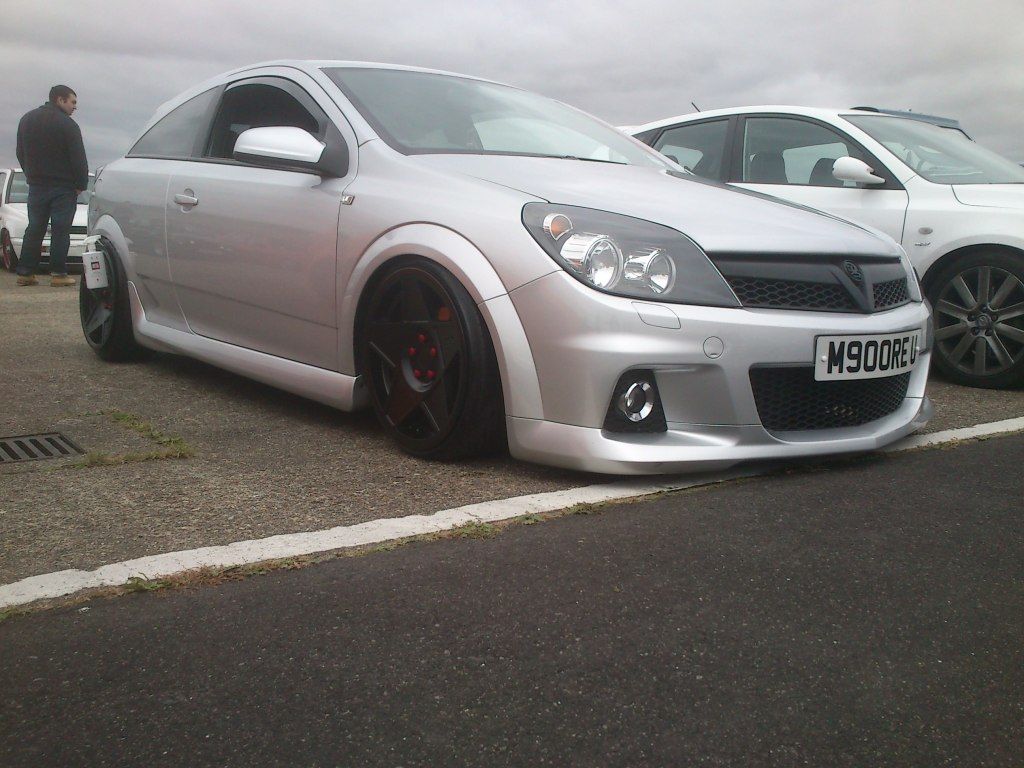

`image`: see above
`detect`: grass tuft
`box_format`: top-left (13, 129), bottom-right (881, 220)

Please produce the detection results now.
top-left (60, 411), bottom-right (194, 469)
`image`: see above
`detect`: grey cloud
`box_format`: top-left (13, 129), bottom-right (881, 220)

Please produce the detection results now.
top-left (3, 0), bottom-right (1022, 168)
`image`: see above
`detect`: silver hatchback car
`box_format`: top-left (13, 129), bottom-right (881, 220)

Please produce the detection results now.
top-left (83, 61), bottom-right (932, 474)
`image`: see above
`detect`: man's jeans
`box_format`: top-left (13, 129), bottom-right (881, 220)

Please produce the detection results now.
top-left (17, 185), bottom-right (77, 276)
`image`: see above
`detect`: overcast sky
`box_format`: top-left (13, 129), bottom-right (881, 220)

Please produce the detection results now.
top-left (3, 0), bottom-right (1022, 168)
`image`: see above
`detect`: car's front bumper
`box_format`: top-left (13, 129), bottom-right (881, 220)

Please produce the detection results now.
top-left (506, 271), bottom-right (932, 475)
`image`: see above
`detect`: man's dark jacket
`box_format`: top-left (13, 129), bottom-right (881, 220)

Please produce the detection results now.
top-left (16, 103), bottom-right (89, 190)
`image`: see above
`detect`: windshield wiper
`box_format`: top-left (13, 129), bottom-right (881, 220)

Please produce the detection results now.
top-left (548, 155), bottom-right (627, 165)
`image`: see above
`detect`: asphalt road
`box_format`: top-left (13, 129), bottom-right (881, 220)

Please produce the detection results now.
top-left (3, 433), bottom-right (1022, 767)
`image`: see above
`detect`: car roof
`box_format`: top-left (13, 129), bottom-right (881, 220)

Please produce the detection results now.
top-left (848, 106), bottom-right (963, 130)
top-left (629, 105), bottom-right (957, 133)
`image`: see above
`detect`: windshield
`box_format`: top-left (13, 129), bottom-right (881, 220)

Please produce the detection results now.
top-left (324, 67), bottom-right (668, 168)
top-left (846, 115), bottom-right (1024, 184)
top-left (8, 172), bottom-right (95, 204)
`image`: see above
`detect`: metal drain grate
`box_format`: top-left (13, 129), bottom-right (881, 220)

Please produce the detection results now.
top-left (0, 433), bottom-right (84, 463)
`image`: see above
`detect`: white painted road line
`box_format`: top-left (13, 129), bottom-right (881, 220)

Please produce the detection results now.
top-left (3, 416), bottom-right (1024, 611)
top-left (881, 415), bottom-right (1024, 452)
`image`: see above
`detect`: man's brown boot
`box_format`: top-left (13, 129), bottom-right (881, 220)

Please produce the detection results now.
top-left (50, 275), bottom-right (76, 287)
top-left (17, 274), bottom-right (39, 286)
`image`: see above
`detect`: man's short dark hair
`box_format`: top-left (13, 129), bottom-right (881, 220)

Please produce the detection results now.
top-left (49, 85), bottom-right (76, 103)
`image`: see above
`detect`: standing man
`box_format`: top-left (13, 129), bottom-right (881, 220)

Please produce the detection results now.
top-left (15, 85), bottom-right (88, 287)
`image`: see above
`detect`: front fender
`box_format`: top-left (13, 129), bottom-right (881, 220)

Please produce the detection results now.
top-left (339, 223), bottom-right (545, 420)
top-left (89, 215), bottom-right (134, 280)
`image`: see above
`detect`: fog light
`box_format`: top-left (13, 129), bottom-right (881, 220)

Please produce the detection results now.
top-left (618, 381), bottom-right (654, 422)
top-left (603, 370), bottom-right (667, 433)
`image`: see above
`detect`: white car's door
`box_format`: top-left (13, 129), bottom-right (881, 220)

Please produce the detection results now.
top-left (165, 76), bottom-right (349, 371)
top-left (729, 115), bottom-right (910, 243)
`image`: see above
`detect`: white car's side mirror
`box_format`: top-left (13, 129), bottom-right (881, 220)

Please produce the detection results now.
top-left (832, 156), bottom-right (886, 185)
top-left (233, 127), bottom-right (326, 170)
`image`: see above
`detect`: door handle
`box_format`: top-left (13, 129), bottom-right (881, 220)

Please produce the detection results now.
top-left (174, 190), bottom-right (199, 207)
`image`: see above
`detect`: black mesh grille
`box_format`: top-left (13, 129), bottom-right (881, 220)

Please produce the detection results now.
top-left (750, 368), bottom-right (911, 433)
top-left (726, 277), bottom-right (856, 311)
top-left (873, 278), bottom-right (910, 309)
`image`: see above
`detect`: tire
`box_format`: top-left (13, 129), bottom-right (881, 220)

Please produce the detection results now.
top-left (359, 259), bottom-right (506, 460)
top-left (1, 229), bottom-right (17, 273)
top-left (79, 240), bottom-right (144, 362)
top-left (926, 250), bottom-right (1024, 389)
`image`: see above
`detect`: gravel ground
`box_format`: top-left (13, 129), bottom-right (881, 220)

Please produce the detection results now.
top-left (1, 270), bottom-right (1022, 584)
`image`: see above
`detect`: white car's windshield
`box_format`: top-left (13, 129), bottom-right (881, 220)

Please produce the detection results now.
top-left (9, 171), bottom-right (95, 203)
top-left (325, 67), bottom-right (667, 168)
top-left (847, 115), bottom-right (1024, 185)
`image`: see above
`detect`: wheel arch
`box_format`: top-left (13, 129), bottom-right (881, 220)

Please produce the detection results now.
top-left (89, 215), bottom-right (134, 277)
top-left (921, 242), bottom-right (1024, 294)
top-left (342, 223), bottom-right (544, 420)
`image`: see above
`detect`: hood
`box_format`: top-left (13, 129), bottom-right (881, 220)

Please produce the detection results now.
top-left (952, 184), bottom-right (1024, 209)
top-left (413, 154), bottom-right (899, 256)
top-left (4, 202), bottom-right (87, 226)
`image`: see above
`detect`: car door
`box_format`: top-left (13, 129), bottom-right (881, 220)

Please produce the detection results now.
top-left (117, 86), bottom-right (223, 330)
top-left (729, 115), bottom-right (910, 243)
top-left (165, 74), bottom-right (350, 371)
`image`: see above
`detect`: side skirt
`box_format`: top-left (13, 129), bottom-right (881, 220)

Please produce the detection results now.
top-left (128, 282), bottom-right (367, 411)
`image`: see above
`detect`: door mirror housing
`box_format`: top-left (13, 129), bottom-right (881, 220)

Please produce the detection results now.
top-left (832, 156), bottom-right (886, 185)
top-left (234, 126), bottom-right (343, 176)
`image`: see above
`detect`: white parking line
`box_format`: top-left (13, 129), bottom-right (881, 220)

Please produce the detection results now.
top-left (3, 416), bottom-right (1024, 612)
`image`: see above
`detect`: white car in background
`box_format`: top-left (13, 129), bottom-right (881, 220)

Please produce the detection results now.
top-left (0, 169), bottom-right (92, 273)
top-left (630, 107), bottom-right (1024, 389)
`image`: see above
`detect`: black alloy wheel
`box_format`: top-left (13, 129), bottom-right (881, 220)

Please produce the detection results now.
top-left (361, 260), bottom-right (505, 459)
top-left (928, 251), bottom-right (1024, 389)
top-left (79, 240), bottom-right (143, 361)
top-left (1, 229), bottom-right (17, 272)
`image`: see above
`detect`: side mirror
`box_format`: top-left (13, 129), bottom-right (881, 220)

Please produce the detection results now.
top-left (832, 156), bottom-right (885, 185)
top-left (233, 127), bottom-right (327, 172)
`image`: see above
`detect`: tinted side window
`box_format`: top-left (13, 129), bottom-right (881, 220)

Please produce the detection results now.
top-left (653, 120), bottom-right (729, 178)
top-left (741, 117), bottom-right (862, 187)
top-left (128, 88), bottom-right (220, 159)
top-left (204, 79), bottom-right (328, 160)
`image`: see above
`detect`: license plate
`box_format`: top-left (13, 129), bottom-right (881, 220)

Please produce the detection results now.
top-left (815, 330), bottom-right (921, 381)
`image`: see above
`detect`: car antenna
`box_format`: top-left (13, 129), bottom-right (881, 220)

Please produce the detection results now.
top-left (691, 101), bottom-right (701, 112)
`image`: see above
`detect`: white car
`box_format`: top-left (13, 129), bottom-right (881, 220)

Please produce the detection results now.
top-left (630, 107), bottom-right (1024, 389)
top-left (0, 169), bottom-right (92, 273)
top-left (81, 62), bottom-right (931, 475)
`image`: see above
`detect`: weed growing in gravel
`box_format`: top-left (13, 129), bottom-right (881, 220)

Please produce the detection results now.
top-left (61, 410), bottom-right (194, 469)
top-left (125, 576), bottom-right (171, 593)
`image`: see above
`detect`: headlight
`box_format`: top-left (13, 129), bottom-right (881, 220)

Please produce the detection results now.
top-left (523, 204), bottom-right (739, 307)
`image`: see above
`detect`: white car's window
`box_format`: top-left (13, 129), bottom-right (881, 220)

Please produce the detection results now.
top-left (846, 115), bottom-right (1024, 185)
top-left (8, 171), bottom-right (29, 203)
top-left (129, 87), bottom-right (220, 159)
top-left (742, 117), bottom-right (862, 187)
top-left (324, 67), bottom-right (667, 168)
top-left (653, 120), bottom-right (729, 178)
top-left (205, 79), bottom-right (328, 160)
